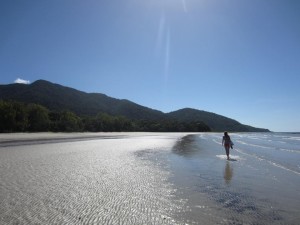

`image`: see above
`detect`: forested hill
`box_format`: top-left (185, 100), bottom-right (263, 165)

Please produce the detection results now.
top-left (0, 80), bottom-right (269, 132)
top-left (167, 108), bottom-right (269, 132)
top-left (0, 80), bottom-right (165, 120)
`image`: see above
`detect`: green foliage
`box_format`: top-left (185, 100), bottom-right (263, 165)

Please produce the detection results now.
top-left (0, 101), bottom-right (29, 132)
top-left (27, 104), bottom-right (50, 131)
top-left (86, 113), bottom-right (134, 132)
top-left (12, 101), bottom-right (28, 131)
top-left (0, 80), bottom-right (269, 132)
top-left (0, 100), bottom-right (17, 132)
top-left (0, 100), bottom-right (211, 133)
top-left (60, 111), bottom-right (82, 132)
top-left (134, 119), bottom-right (211, 132)
top-left (167, 108), bottom-right (270, 132)
top-left (0, 80), bottom-right (165, 120)
top-left (48, 111), bottom-right (82, 132)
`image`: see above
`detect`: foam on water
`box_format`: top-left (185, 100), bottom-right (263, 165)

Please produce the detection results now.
top-left (216, 155), bottom-right (242, 160)
top-left (235, 140), bottom-right (273, 149)
top-left (234, 147), bottom-right (300, 176)
top-left (168, 133), bottom-right (300, 225)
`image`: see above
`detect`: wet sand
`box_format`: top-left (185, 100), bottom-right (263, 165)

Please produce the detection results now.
top-left (1, 132), bottom-right (299, 224)
top-left (0, 132), bottom-right (131, 147)
top-left (0, 133), bottom-right (187, 225)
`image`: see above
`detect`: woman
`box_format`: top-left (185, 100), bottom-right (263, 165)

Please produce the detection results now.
top-left (222, 132), bottom-right (232, 160)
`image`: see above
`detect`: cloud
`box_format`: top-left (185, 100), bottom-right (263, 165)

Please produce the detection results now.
top-left (14, 78), bottom-right (30, 84)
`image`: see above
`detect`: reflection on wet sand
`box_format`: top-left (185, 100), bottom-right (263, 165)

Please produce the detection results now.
top-left (224, 161), bottom-right (233, 184)
top-left (172, 135), bottom-right (199, 157)
top-left (0, 134), bottom-right (186, 225)
top-left (168, 134), bottom-right (300, 224)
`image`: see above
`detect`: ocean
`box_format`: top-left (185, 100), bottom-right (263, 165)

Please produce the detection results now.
top-left (162, 132), bottom-right (300, 224)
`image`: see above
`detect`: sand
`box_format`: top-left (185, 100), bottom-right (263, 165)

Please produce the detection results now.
top-left (0, 132), bottom-right (299, 224)
top-left (0, 133), bottom-right (187, 224)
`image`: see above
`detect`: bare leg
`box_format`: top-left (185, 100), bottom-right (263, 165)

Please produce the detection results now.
top-left (225, 146), bottom-right (230, 160)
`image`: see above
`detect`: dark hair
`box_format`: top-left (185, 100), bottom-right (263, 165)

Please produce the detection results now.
top-left (224, 132), bottom-right (228, 136)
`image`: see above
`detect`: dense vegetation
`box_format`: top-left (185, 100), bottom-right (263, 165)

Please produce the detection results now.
top-left (167, 108), bottom-right (270, 132)
top-left (0, 80), bottom-right (269, 132)
top-left (0, 100), bottom-right (211, 133)
top-left (0, 80), bottom-right (165, 120)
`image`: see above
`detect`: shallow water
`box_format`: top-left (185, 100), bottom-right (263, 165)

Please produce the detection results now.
top-left (0, 132), bottom-right (299, 224)
top-left (161, 133), bottom-right (300, 225)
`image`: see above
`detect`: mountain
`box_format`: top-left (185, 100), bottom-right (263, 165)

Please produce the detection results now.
top-left (0, 80), bottom-right (269, 132)
top-left (0, 80), bottom-right (165, 120)
top-left (167, 108), bottom-right (269, 132)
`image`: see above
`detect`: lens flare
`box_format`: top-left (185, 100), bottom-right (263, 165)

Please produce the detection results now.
top-left (182, 0), bottom-right (188, 13)
top-left (154, 0), bottom-right (189, 81)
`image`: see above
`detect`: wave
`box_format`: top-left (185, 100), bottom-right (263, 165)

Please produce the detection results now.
top-left (234, 140), bottom-right (300, 154)
top-left (216, 155), bottom-right (243, 160)
top-left (235, 140), bottom-right (273, 149)
top-left (234, 148), bottom-right (300, 176)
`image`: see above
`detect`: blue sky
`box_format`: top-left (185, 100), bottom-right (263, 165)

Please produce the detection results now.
top-left (1, 0), bottom-right (299, 132)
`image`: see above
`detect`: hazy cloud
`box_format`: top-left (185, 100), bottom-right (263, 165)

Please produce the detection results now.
top-left (14, 78), bottom-right (30, 84)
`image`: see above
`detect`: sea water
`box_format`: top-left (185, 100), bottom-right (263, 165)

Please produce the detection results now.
top-left (164, 132), bottom-right (300, 224)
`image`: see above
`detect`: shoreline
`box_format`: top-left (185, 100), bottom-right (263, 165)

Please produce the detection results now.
top-left (0, 132), bottom-right (129, 147)
top-left (0, 132), bottom-right (194, 147)
top-left (1, 132), bottom-right (299, 224)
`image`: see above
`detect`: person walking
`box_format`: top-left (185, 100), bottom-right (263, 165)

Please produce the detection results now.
top-left (222, 132), bottom-right (232, 160)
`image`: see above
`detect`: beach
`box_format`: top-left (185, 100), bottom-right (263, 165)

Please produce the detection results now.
top-left (0, 132), bottom-right (299, 224)
top-left (166, 133), bottom-right (300, 224)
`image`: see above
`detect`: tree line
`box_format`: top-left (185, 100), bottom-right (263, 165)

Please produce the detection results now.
top-left (0, 100), bottom-right (211, 133)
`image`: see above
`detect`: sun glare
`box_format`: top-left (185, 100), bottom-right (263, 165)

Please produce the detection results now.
top-left (145, 0), bottom-right (189, 13)
top-left (181, 0), bottom-right (188, 13)
top-left (152, 0), bottom-right (189, 81)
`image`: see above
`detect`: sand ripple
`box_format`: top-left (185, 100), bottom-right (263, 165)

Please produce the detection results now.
top-left (0, 136), bottom-right (186, 225)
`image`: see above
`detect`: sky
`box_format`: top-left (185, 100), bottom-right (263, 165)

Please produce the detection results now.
top-left (0, 0), bottom-right (299, 132)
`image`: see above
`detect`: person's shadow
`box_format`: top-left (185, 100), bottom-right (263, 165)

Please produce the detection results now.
top-left (224, 161), bottom-right (233, 184)
top-left (228, 158), bottom-right (237, 162)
